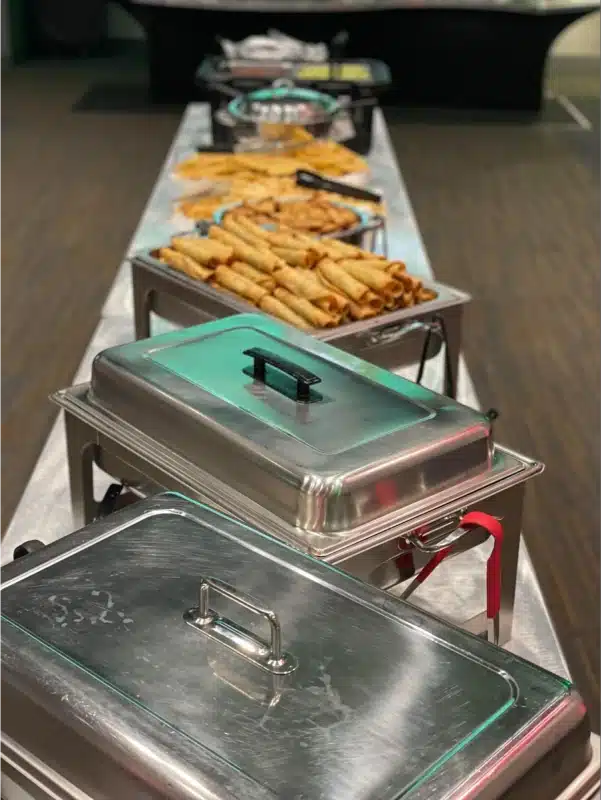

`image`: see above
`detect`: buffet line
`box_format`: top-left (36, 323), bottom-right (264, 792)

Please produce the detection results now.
top-left (2, 38), bottom-right (599, 800)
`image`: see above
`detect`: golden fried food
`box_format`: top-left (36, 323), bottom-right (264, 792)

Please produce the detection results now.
top-left (158, 248), bottom-right (212, 282)
top-left (338, 260), bottom-right (403, 298)
top-left (173, 138), bottom-right (377, 223)
top-left (208, 226), bottom-right (286, 273)
top-left (272, 247), bottom-right (319, 268)
top-left (273, 266), bottom-right (341, 312)
top-left (259, 295), bottom-right (313, 330)
top-left (224, 196), bottom-right (360, 236)
top-left (171, 236), bottom-right (231, 267)
top-left (273, 288), bottom-right (336, 328)
top-left (151, 222), bottom-right (438, 332)
top-left (229, 261), bottom-right (276, 290)
top-left (212, 266), bottom-right (268, 305)
top-left (317, 259), bottom-right (369, 304)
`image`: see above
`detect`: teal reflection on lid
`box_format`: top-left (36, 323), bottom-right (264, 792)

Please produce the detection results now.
top-left (146, 325), bottom-right (434, 456)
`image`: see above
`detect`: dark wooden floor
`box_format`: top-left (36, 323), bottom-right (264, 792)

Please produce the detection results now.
top-left (388, 115), bottom-right (600, 730)
top-left (2, 55), bottom-right (599, 730)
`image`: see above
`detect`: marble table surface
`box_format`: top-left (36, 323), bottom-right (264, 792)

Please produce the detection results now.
top-left (2, 105), bottom-right (570, 680)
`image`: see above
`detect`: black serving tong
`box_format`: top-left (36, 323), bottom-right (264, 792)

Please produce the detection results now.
top-left (296, 169), bottom-right (382, 204)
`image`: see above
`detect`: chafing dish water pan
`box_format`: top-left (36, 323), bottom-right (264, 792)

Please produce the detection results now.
top-left (53, 315), bottom-right (543, 645)
top-left (0, 494), bottom-right (593, 800)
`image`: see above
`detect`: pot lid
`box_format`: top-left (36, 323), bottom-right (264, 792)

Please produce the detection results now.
top-left (88, 315), bottom-right (493, 546)
top-left (1, 494), bottom-right (583, 800)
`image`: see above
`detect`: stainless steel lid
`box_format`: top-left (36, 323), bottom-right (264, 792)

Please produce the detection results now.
top-left (1, 494), bottom-right (588, 800)
top-left (88, 314), bottom-right (492, 544)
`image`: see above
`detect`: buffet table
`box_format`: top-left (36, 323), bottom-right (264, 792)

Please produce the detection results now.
top-left (121, 0), bottom-right (599, 112)
top-left (2, 104), bottom-right (576, 684)
top-left (0, 104), bottom-right (599, 800)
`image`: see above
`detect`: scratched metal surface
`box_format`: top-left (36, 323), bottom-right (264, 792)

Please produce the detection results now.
top-left (0, 105), bottom-right (570, 682)
top-left (1, 494), bottom-right (581, 800)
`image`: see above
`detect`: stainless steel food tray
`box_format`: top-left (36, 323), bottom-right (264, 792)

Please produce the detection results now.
top-left (0, 494), bottom-right (592, 800)
top-left (131, 248), bottom-right (469, 395)
top-left (88, 315), bottom-right (492, 538)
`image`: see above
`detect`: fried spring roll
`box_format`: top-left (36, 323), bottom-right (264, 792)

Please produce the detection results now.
top-left (158, 248), bottom-right (213, 281)
top-left (198, 238), bottom-right (237, 262)
top-left (347, 299), bottom-right (379, 321)
top-left (418, 287), bottom-right (438, 303)
top-left (399, 273), bottom-right (423, 294)
top-left (208, 226), bottom-right (284, 273)
top-left (273, 288), bottom-right (337, 328)
top-left (259, 295), bottom-right (313, 331)
top-left (212, 265), bottom-right (268, 304)
top-left (229, 261), bottom-right (276, 290)
top-left (384, 261), bottom-right (408, 278)
top-left (211, 283), bottom-right (255, 305)
top-left (280, 230), bottom-right (332, 257)
top-left (171, 236), bottom-right (231, 267)
top-left (315, 272), bottom-right (383, 314)
top-left (233, 215), bottom-right (273, 242)
top-left (310, 275), bottom-right (348, 317)
top-left (350, 259), bottom-right (400, 272)
top-left (273, 267), bottom-right (339, 312)
top-left (222, 215), bottom-right (271, 250)
top-left (363, 290), bottom-right (385, 312)
top-left (272, 247), bottom-right (319, 268)
top-left (337, 260), bottom-right (402, 296)
top-left (317, 259), bottom-right (369, 303)
top-left (263, 230), bottom-right (312, 250)
top-left (320, 237), bottom-right (365, 258)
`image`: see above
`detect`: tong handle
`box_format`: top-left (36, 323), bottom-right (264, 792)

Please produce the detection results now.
top-left (400, 512), bottom-right (504, 645)
top-left (461, 512), bottom-right (504, 625)
top-left (295, 170), bottom-right (382, 203)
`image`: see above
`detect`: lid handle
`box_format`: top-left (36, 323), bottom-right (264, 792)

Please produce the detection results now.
top-left (243, 346), bottom-right (322, 403)
top-left (184, 577), bottom-right (298, 676)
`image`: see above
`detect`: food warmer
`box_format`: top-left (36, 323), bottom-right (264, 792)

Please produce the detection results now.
top-left (53, 314), bottom-right (542, 647)
top-left (196, 49), bottom-right (391, 154)
top-left (1, 494), bottom-right (598, 800)
top-left (131, 246), bottom-right (469, 396)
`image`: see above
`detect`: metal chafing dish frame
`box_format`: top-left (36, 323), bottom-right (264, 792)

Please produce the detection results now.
top-left (53, 381), bottom-right (543, 647)
top-left (130, 253), bottom-right (469, 398)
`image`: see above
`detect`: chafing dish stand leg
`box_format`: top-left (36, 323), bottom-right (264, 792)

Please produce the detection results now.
top-left (440, 304), bottom-right (462, 401)
top-left (65, 413), bottom-right (98, 529)
top-left (132, 261), bottom-right (153, 340)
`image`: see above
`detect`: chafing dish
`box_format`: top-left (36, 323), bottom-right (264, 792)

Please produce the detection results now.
top-left (53, 314), bottom-right (543, 646)
top-left (1, 494), bottom-right (595, 800)
top-left (131, 251), bottom-right (469, 397)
